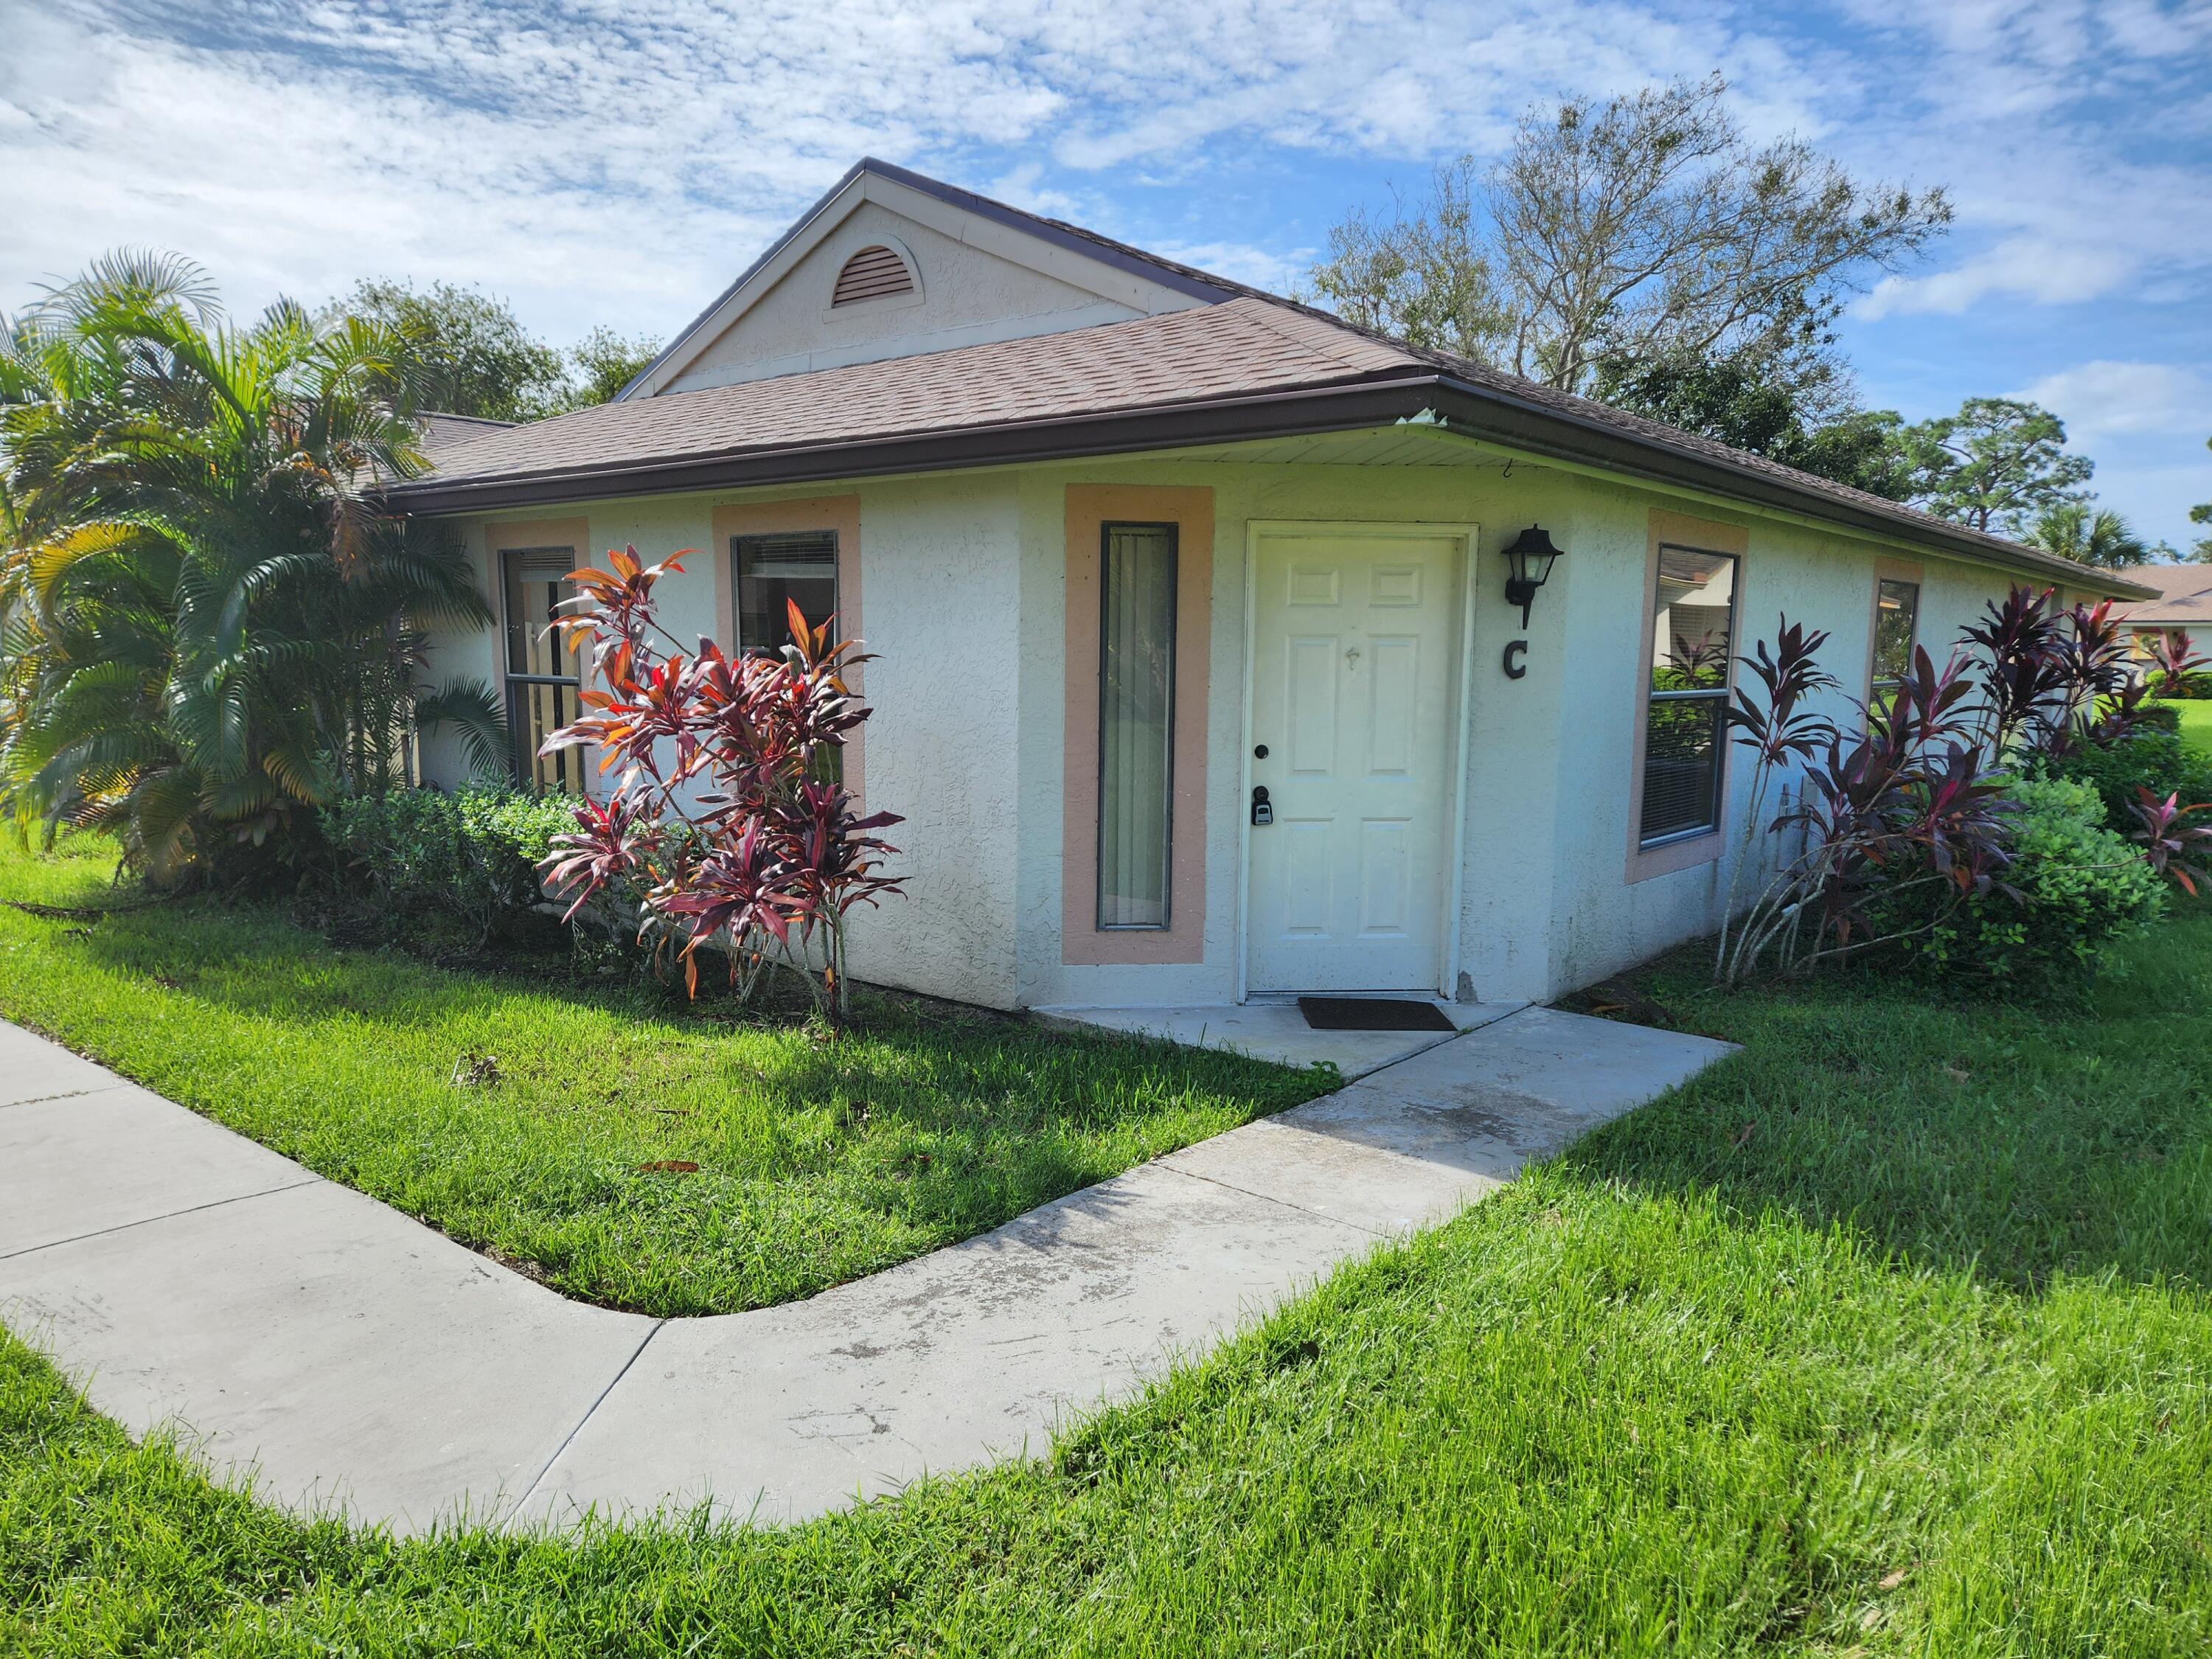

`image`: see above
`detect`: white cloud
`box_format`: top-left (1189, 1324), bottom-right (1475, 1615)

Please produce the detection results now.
top-left (0, 0), bottom-right (1821, 338)
top-left (0, 0), bottom-right (2205, 385)
top-left (2015, 361), bottom-right (2212, 444)
top-left (2005, 360), bottom-right (2212, 547)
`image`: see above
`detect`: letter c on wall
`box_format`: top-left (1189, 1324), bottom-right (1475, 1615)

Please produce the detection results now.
top-left (1503, 639), bottom-right (1528, 679)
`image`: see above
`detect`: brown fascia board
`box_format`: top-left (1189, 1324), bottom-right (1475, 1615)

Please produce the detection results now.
top-left (387, 369), bottom-right (2152, 599)
top-left (1413, 382), bottom-right (2158, 599)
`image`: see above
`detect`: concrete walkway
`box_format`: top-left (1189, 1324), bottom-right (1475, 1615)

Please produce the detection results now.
top-left (0, 1008), bottom-right (1733, 1536)
top-left (1032, 996), bottom-right (1530, 1077)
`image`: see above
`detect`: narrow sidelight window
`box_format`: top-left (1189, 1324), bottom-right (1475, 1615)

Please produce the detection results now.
top-left (734, 530), bottom-right (839, 653)
top-left (502, 547), bottom-right (585, 793)
top-left (1096, 523), bottom-right (1177, 929)
top-left (1639, 546), bottom-right (1739, 844)
top-left (1871, 577), bottom-right (1920, 693)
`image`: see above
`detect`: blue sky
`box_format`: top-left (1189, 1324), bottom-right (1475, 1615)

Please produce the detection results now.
top-left (4, 0), bottom-right (2209, 545)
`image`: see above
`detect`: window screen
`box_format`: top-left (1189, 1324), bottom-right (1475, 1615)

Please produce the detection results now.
top-left (1640, 546), bottom-right (1739, 844)
top-left (501, 547), bottom-right (584, 793)
top-left (734, 532), bottom-right (838, 653)
top-left (1871, 578), bottom-right (1919, 690)
top-left (1096, 524), bottom-right (1177, 929)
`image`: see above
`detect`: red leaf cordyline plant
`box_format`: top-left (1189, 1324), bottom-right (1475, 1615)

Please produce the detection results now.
top-left (2146, 629), bottom-right (2211, 698)
top-left (1717, 583), bottom-right (2198, 987)
top-left (535, 546), bottom-right (902, 1033)
top-left (1719, 641), bottom-right (2017, 984)
top-left (2129, 788), bottom-right (2212, 897)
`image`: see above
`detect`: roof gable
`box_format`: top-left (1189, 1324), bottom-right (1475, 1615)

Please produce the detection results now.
top-left (625, 159), bottom-right (1232, 400)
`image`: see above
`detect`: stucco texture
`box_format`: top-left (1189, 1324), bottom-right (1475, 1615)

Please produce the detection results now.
top-left (417, 437), bottom-right (2038, 1012)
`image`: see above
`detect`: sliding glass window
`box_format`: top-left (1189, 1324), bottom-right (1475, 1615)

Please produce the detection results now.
top-left (1639, 546), bottom-right (1738, 844)
top-left (501, 547), bottom-right (585, 793)
top-left (1096, 523), bottom-right (1177, 929)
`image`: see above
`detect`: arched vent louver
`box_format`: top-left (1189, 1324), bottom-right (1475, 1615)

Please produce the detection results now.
top-left (831, 245), bottom-right (916, 306)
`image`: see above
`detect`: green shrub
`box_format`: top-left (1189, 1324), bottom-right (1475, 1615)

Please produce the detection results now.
top-left (1891, 775), bottom-right (2165, 987)
top-left (2132, 701), bottom-right (2183, 735)
top-left (2037, 729), bottom-right (2212, 834)
top-left (320, 786), bottom-right (579, 945)
top-left (2146, 669), bottom-right (2212, 699)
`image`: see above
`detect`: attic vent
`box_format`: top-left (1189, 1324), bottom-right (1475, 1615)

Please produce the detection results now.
top-left (831, 245), bottom-right (915, 306)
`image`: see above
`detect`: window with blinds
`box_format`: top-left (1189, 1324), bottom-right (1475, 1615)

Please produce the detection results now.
top-left (734, 531), bottom-right (839, 654)
top-left (501, 546), bottom-right (585, 793)
top-left (1096, 524), bottom-right (1178, 930)
top-left (1639, 546), bottom-right (1739, 845)
top-left (830, 246), bottom-right (915, 306)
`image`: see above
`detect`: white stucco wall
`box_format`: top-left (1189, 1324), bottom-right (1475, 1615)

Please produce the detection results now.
top-left (414, 442), bottom-right (2070, 1014)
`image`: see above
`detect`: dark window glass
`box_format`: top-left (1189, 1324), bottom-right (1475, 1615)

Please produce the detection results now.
top-left (1097, 523), bottom-right (1177, 929)
top-left (734, 532), bottom-right (838, 653)
top-left (1872, 578), bottom-right (1919, 688)
top-left (1641, 546), bottom-right (1739, 844)
top-left (501, 547), bottom-right (584, 793)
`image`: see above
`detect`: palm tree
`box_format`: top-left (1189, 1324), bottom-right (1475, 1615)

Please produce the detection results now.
top-left (0, 252), bottom-right (503, 880)
top-left (2020, 501), bottom-right (2151, 569)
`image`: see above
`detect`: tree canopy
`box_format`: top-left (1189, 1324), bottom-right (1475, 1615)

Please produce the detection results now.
top-left (1593, 352), bottom-right (1914, 500)
top-left (1, 255), bottom-right (500, 880)
top-left (2018, 501), bottom-right (2153, 568)
top-left (330, 280), bottom-right (659, 422)
top-left (1896, 397), bottom-right (2094, 535)
top-left (1307, 75), bottom-right (1951, 402)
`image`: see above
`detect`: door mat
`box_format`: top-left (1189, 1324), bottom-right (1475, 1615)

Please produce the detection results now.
top-left (1297, 997), bottom-right (1458, 1032)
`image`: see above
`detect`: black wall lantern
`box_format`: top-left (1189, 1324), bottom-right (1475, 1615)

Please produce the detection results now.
top-left (1501, 524), bottom-right (1564, 628)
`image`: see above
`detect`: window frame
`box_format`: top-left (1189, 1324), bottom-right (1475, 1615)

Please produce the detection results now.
top-left (1626, 512), bottom-right (1750, 885)
top-left (1060, 484), bottom-right (1214, 967)
top-left (1868, 569), bottom-right (1922, 698)
top-left (1093, 521), bottom-right (1180, 932)
top-left (1638, 545), bottom-right (1741, 850)
top-left (731, 528), bottom-right (841, 657)
top-left (498, 543), bottom-right (587, 794)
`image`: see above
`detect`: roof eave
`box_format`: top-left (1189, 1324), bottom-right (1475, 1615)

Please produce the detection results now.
top-left (386, 375), bottom-right (1443, 514)
top-left (1414, 379), bottom-right (2157, 599)
top-left (389, 371), bottom-right (2154, 600)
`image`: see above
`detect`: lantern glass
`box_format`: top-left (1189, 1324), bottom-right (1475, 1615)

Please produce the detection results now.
top-left (1501, 525), bottom-right (1563, 627)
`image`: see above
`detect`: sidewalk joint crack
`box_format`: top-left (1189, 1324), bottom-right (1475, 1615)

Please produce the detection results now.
top-left (0, 1177), bottom-right (324, 1261)
top-left (511, 1318), bottom-right (666, 1522)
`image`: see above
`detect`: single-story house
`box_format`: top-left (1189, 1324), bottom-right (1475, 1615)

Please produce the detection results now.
top-left (2113, 563), bottom-right (2212, 667)
top-left (389, 159), bottom-right (2153, 1014)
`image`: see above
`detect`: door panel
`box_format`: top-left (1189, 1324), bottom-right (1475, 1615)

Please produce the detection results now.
top-left (1248, 532), bottom-right (1461, 992)
top-left (1366, 636), bottom-right (1419, 773)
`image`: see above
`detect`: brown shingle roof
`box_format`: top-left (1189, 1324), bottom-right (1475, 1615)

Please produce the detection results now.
top-left (2115, 564), bottom-right (2212, 625)
top-left (413, 299), bottom-right (1410, 487)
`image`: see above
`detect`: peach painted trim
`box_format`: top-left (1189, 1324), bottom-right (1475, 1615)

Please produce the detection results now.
top-left (711, 495), bottom-right (863, 804)
top-left (1863, 555), bottom-right (1926, 700)
top-left (1062, 484), bottom-right (1214, 965)
top-left (484, 516), bottom-right (593, 795)
top-left (485, 517), bottom-right (591, 681)
top-left (1625, 508), bottom-right (1750, 886)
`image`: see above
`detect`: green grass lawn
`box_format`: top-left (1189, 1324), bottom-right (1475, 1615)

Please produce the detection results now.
top-left (6, 850), bottom-right (2212, 1652)
top-left (0, 835), bottom-right (1324, 1315)
top-left (2166, 696), bottom-right (2212, 757)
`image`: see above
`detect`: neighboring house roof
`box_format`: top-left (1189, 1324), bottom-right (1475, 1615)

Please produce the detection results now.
top-left (389, 162), bottom-right (2153, 601)
top-left (2114, 564), bottom-right (2212, 627)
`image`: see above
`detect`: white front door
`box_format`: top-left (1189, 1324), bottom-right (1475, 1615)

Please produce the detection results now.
top-left (1246, 529), bottom-right (1463, 993)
